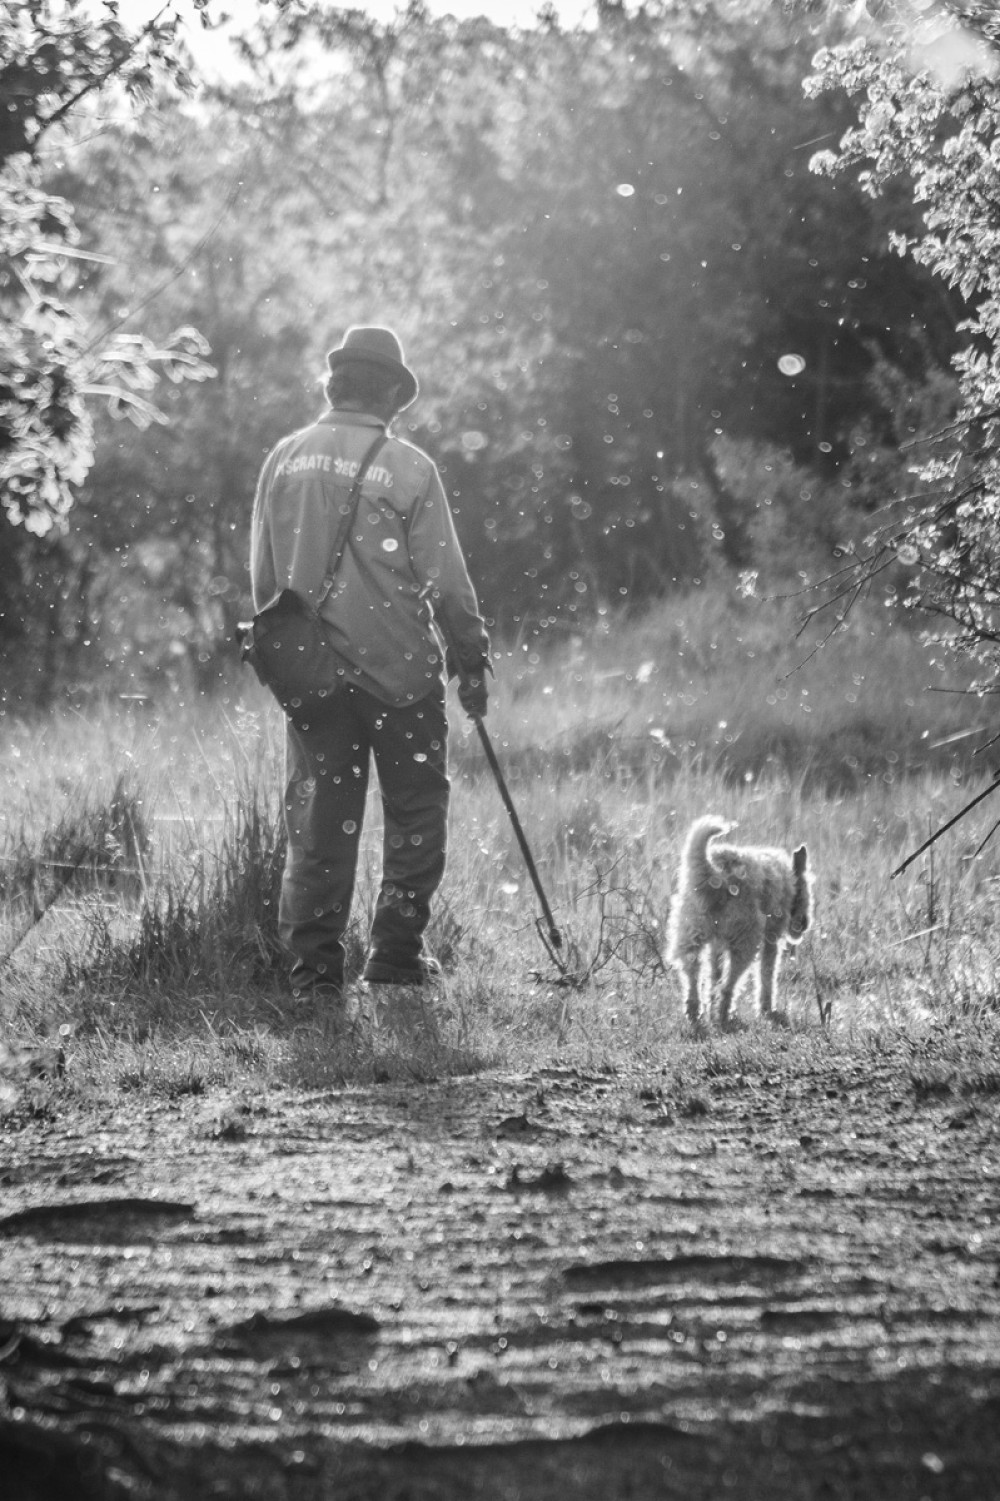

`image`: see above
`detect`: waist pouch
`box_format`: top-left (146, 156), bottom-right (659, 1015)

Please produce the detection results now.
top-left (237, 589), bottom-right (353, 716)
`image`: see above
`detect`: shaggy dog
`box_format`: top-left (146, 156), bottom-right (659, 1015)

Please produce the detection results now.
top-left (666, 816), bottom-right (813, 1027)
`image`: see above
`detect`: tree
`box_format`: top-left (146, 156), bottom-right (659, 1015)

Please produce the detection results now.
top-left (806, 13), bottom-right (1000, 691)
top-left (5, 1), bottom-right (967, 697)
top-left (228, 0), bottom-right (954, 629)
top-left (0, 1), bottom-right (213, 537)
top-left (35, 94), bottom-right (315, 696)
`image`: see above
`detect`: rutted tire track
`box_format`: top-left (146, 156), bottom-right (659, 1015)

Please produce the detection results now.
top-left (1, 1049), bottom-right (999, 1498)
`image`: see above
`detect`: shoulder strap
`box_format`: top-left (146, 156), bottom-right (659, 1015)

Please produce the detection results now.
top-left (317, 430), bottom-right (389, 607)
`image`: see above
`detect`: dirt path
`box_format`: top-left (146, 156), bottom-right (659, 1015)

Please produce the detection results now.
top-left (2, 1032), bottom-right (999, 1499)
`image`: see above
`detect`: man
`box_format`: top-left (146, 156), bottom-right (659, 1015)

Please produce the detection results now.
top-left (250, 325), bottom-right (490, 1001)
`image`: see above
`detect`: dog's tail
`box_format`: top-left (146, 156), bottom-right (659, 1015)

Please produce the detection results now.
top-left (681, 815), bottom-right (731, 887)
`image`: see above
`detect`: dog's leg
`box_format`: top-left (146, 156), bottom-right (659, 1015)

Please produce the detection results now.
top-left (676, 949), bottom-right (703, 1025)
top-left (707, 941), bottom-right (725, 1029)
top-left (717, 939), bottom-right (756, 1028)
top-left (758, 936), bottom-right (781, 1018)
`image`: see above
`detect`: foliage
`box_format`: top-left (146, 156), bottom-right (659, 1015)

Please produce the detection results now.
top-left (787, 0), bottom-right (1000, 52)
top-left (51, 100), bottom-right (313, 693)
top-left (0, 1), bottom-right (214, 535)
top-left (0, 0), bottom-right (974, 701)
top-left (236, 0), bottom-right (951, 624)
top-left (0, 0), bottom-right (196, 165)
top-left (807, 25), bottom-right (1000, 689)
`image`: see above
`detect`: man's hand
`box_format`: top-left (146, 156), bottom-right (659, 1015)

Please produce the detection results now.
top-left (458, 669), bottom-right (488, 718)
top-left (444, 638), bottom-right (492, 717)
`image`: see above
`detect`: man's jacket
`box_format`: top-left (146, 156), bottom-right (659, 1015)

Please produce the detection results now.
top-left (251, 410), bottom-right (489, 708)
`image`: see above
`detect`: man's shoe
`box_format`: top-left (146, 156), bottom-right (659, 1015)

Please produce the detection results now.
top-left (362, 953), bottom-right (442, 987)
top-left (289, 981), bottom-right (344, 1016)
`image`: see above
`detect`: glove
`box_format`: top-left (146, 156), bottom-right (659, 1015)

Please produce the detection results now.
top-left (457, 665), bottom-right (489, 718)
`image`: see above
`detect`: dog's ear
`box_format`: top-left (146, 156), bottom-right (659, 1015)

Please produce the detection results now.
top-left (793, 845), bottom-right (808, 875)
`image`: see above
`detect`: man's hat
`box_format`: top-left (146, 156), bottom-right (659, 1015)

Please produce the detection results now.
top-left (326, 325), bottom-right (418, 408)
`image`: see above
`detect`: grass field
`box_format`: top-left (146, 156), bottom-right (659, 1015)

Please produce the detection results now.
top-left (2, 585), bottom-right (999, 1109)
top-left (5, 585), bottom-right (999, 1501)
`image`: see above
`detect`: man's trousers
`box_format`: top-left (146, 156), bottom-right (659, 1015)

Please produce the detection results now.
top-left (279, 683), bottom-right (449, 991)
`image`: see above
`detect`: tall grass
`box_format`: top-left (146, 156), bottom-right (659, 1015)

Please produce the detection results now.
top-left (481, 589), bottom-right (986, 788)
top-left (2, 586), bottom-right (998, 1106)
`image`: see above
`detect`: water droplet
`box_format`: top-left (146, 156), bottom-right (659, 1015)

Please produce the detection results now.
top-left (413, 752), bottom-right (427, 762)
top-left (342, 820), bottom-right (358, 834)
top-left (381, 538), bottom-right (399, 553)
top-left (615, 183), bottom-right (635, 197)
top-left (778, 353), bottom-right (806, 376)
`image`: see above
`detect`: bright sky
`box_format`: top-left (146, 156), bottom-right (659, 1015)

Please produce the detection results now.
top-left (116, 0), bottom-right (595, 78)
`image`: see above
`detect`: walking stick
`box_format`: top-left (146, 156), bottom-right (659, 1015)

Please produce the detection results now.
top-left (437, 619), bottom-right (565, 962)
top-left (471, 708), bottom-right (564, 956)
